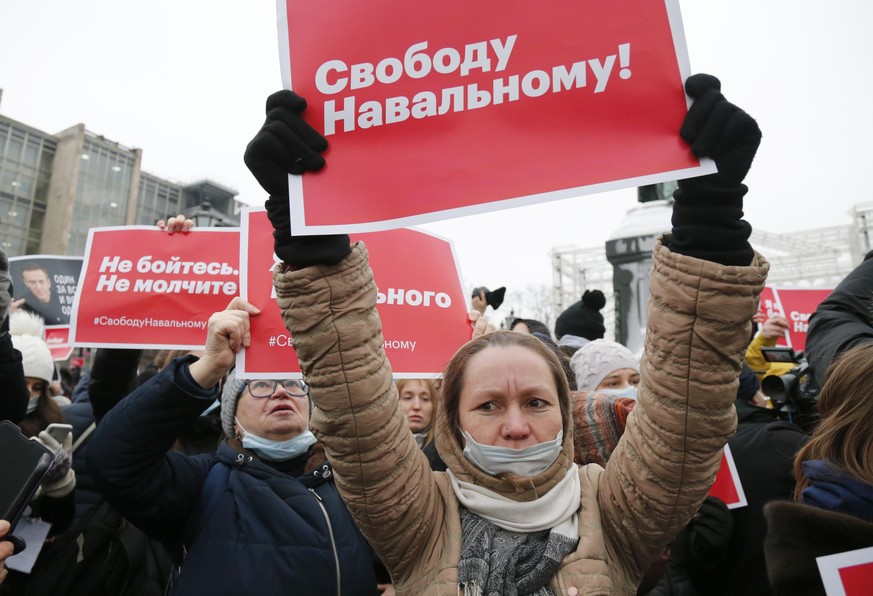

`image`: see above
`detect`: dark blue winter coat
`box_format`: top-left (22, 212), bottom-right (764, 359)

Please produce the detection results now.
top-left (87, 356), bottom-right (380, 596)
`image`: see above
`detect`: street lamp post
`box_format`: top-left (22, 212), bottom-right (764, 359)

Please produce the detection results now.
top-left (189, 200), bottom-right (233, 228)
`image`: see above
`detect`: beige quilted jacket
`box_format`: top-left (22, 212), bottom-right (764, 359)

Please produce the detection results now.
top-left (274, 236), bottom-right (768, 595)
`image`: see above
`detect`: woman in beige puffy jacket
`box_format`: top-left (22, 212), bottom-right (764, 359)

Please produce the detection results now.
top-left (243, 74), bottom-right (769, 595)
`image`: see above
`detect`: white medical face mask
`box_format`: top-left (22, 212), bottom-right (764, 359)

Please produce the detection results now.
top-left (462, 429), bottom-right (564, 477)
top-left (235, 417), bottom-right (317, 461)
top-left (27, 396), bottom-right (40, 414)
top-left (598, 386), bottom-right (638, 400)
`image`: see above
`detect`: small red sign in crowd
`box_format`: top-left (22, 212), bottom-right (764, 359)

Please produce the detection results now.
top-left (236, 208), bottom-right (470, 378)
top-left (707, 445), bottom-right (748, 510)
top-left (758, 286), bottom-right (833, 353)
top-left (817, 546), bottom-right (873, 596)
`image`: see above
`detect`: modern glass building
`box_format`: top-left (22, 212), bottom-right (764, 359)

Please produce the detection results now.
top-left (0, 117), bottom-right (55, 256)
top-left (0, 102), bottom-right (239, 258)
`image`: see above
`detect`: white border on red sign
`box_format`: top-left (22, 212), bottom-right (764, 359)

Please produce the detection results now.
top-left (817, 546), bottom-right (873, 596)
top-left (722, 444), bottom-right (748, 510)
top-left (69, 225), bottom-right (240, 350)
top-left (274, 0), bottom-right (716, 235)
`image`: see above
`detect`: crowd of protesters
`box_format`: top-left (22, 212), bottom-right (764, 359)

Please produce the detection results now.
top-left (1, 72), bottom-right (872, 596)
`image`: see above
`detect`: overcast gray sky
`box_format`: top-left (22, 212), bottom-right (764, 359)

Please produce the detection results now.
top-left (1, 1), bottom-right (871, 309)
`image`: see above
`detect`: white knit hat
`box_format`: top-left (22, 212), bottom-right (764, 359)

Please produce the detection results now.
top-left (570, 339), bottom-right (640, 392)
top-left (10, 310), bottom-right (54, 383)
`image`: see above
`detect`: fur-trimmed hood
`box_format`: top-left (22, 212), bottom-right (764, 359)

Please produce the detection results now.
top-left (765, 501), bottom-right (873, 595)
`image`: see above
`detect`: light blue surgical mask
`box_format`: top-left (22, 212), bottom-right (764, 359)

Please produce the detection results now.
top-left (462, 429), bottom-right (564, 477)
top-left (235, 417), bottom-right (317, 461)
top-left (598, 386), bottom-right (638, 400)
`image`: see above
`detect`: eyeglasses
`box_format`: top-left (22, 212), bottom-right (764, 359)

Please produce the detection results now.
top-left (245, 380), bottom-right (309, 398)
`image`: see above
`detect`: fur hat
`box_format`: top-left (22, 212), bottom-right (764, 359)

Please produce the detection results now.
top-left (571, 339), bottom-right (639, 392)
top-left (10, 310), bottom-right (54, 383)
top-left (220, 368), bottom-right (246, 437)
top-left (736, 362), bottom-right (760, 402)
top-left (573, 393), bottom-right (636, 467)
top-left (554, 290), bottom-right (606, 341)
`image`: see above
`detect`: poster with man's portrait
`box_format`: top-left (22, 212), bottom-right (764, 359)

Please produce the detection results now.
top-left (9, 255), bottom-right (84, 327)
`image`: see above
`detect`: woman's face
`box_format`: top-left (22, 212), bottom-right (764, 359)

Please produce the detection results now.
top-left (25, 377), bottom-right (47, 399)
top-left (399, 380), bottom-right (434, 433)
top-left (458, 345), bottom-right (563, 449)
top-left (234, 380), bottom-right (311, 441)
top-left (595, 368), bottom-right (640, 391)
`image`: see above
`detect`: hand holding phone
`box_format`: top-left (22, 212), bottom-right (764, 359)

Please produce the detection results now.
top-left (45, 424), bottom-right (72, 445)
top-left (0, 421), bottom-right (53, 535)
top-left (0, 519), bottom-right (26, 562)
top-left (34, 428), bottom-right (76, 498)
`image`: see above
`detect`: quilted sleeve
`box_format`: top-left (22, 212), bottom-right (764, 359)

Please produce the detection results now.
top-left (273, 242), bottom-right (446, 584)
top-left (598, 236), bottom-right (769, 591)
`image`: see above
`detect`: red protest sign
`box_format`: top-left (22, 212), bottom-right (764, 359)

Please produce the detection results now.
top-left (45, 327), bottom-right (74, 361)
top-left (758, 287), bottom-right (832, 353)
top-left (817, 546), bottom-right (873, 596)
top-left (708, 444), bottom-right (747, 509)
top-left (237, 208), bottom-right (470, 378)
top-left (276, 0), bottom-right (713, 233)
top-left (70, 227), bottom-right (241, 349)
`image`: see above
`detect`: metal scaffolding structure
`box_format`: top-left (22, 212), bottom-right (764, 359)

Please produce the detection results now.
top-left (550, 202), bottom-right (872, 332)
top-left (550, 244), bottom-right (615, 338)
top-left (749, 227), bottom-right (852, 287)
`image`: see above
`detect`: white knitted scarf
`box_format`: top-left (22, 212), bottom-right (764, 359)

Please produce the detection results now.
top-left (445, 465), bottom-right (581, 538)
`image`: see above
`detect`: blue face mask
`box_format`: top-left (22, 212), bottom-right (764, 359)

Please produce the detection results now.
top-left (235, 417), bottom-right (317, 461)
top-left (462, 429), bottom-right (564, 477)
top-left (598, 386), bottom-right (638, 400)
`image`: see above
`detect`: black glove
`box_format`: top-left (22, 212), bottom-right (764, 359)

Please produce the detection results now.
top-left (0, 248), bottom-right (12, 337)
top-left (670, 74), bottom-right (761, 266)
top-left (687, 496), bottom-right (734, 568)
top-left (471, 286), bottom-right (506, 310)
top-left (244, 91), bottom-right (350, 268)
top-left (263, 195), bottom-right (351, 269)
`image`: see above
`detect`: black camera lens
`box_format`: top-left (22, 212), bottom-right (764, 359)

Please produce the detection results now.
top-left (762, 372), bottom-right (797, 403)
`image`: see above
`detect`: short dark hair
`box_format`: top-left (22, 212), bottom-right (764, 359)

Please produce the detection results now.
top-left (21, 262), bottom-right (49, 277)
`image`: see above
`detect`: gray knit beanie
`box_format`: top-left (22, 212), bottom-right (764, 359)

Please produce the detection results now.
top-left (220, 368), bottom-right (246, 437)
top-left (220, 372), bottom-right (314, 437)
top-left (570, 339), bottom-right (640, 392)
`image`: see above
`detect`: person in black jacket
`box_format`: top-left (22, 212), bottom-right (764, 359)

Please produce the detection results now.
top-left (805, 251), bottom-right (873, 387)
top-left (688, 363), bottom-right (807, 595)
top-left (87, 278), bottom-right (382, 595)
top-left (0, 248), bottom-right (28, 423)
